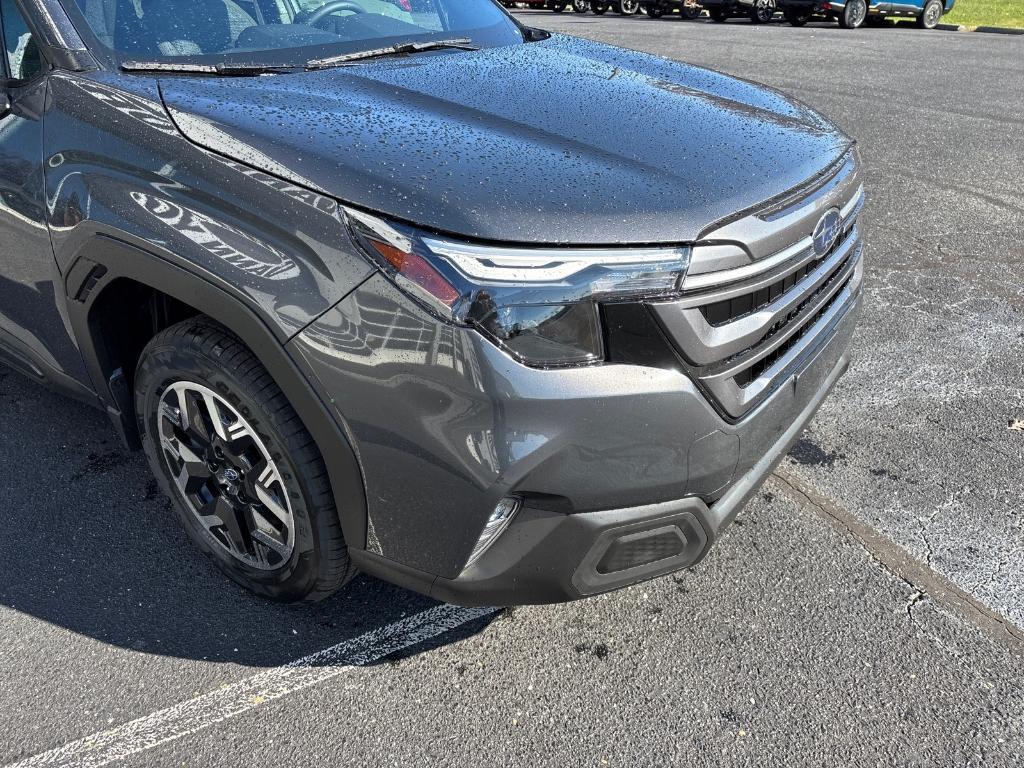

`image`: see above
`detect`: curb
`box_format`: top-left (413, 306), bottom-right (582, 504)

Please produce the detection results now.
top-left (936, 22), bottom-right (1024, 34)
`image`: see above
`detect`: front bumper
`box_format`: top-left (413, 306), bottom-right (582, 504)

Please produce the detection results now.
top-left (290, 259), bottom-right (861, 605)
top-left (352, 336), bottom-right (853, 606)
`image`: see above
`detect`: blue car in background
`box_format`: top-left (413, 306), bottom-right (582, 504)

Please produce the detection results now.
top-left (778, 0), bottom-right (953, 28)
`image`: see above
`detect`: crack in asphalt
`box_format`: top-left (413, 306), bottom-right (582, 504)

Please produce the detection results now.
top-left (770, 469), bottom-right (1024, 655)
top-left (920, 502), bottom-right (945, 567)
top-left (906, 590), bottom-right (927, 621)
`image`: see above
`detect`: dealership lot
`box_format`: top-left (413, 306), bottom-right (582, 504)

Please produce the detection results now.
top-left (1, 16), bottom-right (1023, 768)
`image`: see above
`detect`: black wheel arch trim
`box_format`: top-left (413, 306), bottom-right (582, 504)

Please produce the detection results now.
top-left (64, 234), bottom-right (370, 551)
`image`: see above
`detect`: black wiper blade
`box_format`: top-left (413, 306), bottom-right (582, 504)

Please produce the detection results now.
top-left (306, 38), bottom-right (477, 69)
top-left (121, 60), bottom-right (296, 75)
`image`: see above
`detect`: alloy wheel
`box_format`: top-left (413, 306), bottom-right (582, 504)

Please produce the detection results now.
top-left (842, 0), bottom-right (866, 26)
top-left (157, 381), bottom-right (295, 570)
top-left (751, 0), bottom-right (775, 22)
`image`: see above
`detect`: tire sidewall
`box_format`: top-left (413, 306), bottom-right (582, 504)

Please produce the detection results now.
top-left (135, 338), bottom-right (323, 600)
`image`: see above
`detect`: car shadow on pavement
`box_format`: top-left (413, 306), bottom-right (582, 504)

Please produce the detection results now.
top-left (0, 368), bottom-right (498, 667)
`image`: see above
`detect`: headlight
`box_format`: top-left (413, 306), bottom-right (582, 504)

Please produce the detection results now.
top-left (345, 207), bottom-right (690, 367)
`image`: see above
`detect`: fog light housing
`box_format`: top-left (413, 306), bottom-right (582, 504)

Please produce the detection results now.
top-left (464, 496), bottom-right (521, 570)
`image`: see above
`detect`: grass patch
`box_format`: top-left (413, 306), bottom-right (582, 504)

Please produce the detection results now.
top-left (940, 0), bottom-right (1024, 28)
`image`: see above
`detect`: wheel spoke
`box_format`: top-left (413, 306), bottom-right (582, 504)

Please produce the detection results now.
top-left (178, 442), bottom-right (213, 495)
top-left (160, 399), bottom-right (183, 429)
top-left (201, 391), bottom-right (229, 441)
top-left (177, 389), bottom-right (214, 450)
top-left (162, 436), bottom-right (214, 496)
top-left (253, 464), bottom-right (290, 527)
top-left (251, 527), bottom-right (290, 558)
top-left (200, 496), bottom-right (249, 554)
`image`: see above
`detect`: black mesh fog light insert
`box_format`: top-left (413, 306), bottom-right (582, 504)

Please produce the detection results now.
top-left (596, 526), bottom-right (687, 574)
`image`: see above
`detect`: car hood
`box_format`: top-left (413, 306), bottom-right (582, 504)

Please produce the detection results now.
top-left (159, 34), bottom-right (852, 245)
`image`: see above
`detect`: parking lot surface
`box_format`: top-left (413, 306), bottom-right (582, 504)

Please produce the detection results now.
top-left (2, 15), bottom-right (1022, 768)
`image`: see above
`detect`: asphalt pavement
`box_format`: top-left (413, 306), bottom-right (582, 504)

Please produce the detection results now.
top-left (1, 14), bottom-right (1022, 768)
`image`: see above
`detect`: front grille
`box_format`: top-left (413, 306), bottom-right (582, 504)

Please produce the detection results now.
top-left (742, 247), bottom-right (857, 359)
top-left (651, 152), bottom-right (865, 419)
top-left (700, 259), bottom-right (817, 326)
top-left (733, 270), bottom-right (854, 388)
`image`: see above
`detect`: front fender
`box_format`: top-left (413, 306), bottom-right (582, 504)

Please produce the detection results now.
top-left (44, 71), bottom-right (373, 549)
top-left (43, 71), bottom-right (374, 340)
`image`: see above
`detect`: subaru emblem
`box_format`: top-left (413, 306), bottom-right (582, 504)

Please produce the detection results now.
top-left (812, 208), bottom-right (843, 258)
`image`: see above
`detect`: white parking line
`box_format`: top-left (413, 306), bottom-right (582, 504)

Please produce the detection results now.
top-left (8, 604), bottom-right (495, 768)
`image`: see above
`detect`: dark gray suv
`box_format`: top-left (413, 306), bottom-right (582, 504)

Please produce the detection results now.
top-left (0, 0), bottom-right (863, 604)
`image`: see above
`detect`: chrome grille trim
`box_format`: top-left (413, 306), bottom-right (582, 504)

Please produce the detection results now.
top-left (655, 227), bottom-right (860, 365)
top-left (706, 248), bottom-right (861, 379)
top-left (841, 184), bottom-right (865, 220)
top-left (702, 256), bottom-right (862, 414)
top-left (650, 156), bottom-right (865, 419)
top-left (682, 185), bottom-right (865, 293)
top-left (682, 237), bottom-right (812, 292)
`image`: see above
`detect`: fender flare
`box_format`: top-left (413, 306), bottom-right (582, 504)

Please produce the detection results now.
top-left (64, 234), bottom-right (369, 551)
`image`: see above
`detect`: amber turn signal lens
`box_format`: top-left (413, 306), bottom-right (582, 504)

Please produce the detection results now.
top-left (368, 239), bottom-right (460, 307)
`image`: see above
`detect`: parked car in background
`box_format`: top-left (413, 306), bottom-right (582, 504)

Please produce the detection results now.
top-left (643, 0), bottom-right (702, 19)
top-left (779, 0), bottom-right (952, 28)
top-left (590, 0), bottom-right (640, 13)
top-left (701, 0), bottom-right (777, 22)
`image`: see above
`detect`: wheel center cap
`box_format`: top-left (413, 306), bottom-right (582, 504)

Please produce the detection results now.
top-left (221, 468), bottom-right (240, 483)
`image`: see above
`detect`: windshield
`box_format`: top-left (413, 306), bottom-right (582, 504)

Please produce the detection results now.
top-left (66, 0), bottom-right (524, 66)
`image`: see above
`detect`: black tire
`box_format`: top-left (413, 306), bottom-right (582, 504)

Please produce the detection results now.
top-left (838, 0), bottom-right (866, 27)
top-left (749, 0), bottom-right (775, 22)
top-left (551, 2), bottom-right (567, 10)
top-left (680, 0), bottom-right (702, 18)
top-left (591, 2), bottom-right (608, 12)
top-left (572, 0), bottom-right (591, 10)
top-left (784, 7), bottom-right (810, 24)
top-left (709, 7), bottom-right (729, 20)
top-left (135, 317), bottom-right (355, 602)
top-left (645, 3), bottom-right (665, 16)
top-left (916, 0), bottom-right (942, 28)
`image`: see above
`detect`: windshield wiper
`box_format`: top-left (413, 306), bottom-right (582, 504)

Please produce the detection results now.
top-left (305, 38), bottom-right (477, 69)
top-left (121, 60), bottom-right (297, 76)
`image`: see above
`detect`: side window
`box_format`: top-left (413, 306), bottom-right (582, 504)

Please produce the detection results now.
top-left (1, 0), bottom-right (42, 81)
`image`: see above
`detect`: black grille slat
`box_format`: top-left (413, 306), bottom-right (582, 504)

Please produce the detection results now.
top-left (733, 271), bottom-right (853, 388)
top-left (699, 230), bottom-right (849, 328)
